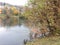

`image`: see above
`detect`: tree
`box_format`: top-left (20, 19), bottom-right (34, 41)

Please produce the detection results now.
top-left (23, 0), bottom-right (60, 36)
top-left (10, 6), bottom-right (19, 15)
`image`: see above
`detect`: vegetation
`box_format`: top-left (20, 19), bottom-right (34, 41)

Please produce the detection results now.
top-left (0, 0), bottom-right (60, 36)
top-left (26, 36), bottom-right (60, 45)
top-left (25, 0), bottom-right (60, 45)
top-left (0, 0), bottom-right (60, 35)
top-left (0, 0), bottom-right (60, 45)
top-left (23, 0), bottom-right (60, 36)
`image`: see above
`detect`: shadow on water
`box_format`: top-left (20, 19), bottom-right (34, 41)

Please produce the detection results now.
top-left (0, 25), bottom-right (30, 45)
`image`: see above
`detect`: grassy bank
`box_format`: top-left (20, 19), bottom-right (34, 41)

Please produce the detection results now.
top-left (26, 36), bottom-right (60, 45)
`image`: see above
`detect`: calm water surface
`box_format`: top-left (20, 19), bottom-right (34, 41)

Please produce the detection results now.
top-left (0, 25), bottom-right (30, 45)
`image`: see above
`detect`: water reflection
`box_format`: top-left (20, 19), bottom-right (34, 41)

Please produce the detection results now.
top-left (0, 25), bottom-right (30, 45)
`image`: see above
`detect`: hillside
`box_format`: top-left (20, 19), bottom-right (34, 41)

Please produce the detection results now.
top-left (0, 2), bottom-right (25, 15)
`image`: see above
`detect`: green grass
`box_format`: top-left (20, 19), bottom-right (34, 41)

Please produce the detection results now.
top-left (26, 36), bottom-right (60, 45)
top-left (0, 14), bottom-right (6, 16)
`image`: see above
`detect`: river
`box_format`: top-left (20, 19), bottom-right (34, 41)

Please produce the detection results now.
top-left (0, 25), bottom-right (30, 45)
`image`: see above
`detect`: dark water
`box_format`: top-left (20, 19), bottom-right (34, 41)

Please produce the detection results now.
top-left (0, 25), bottom-right (30, 45)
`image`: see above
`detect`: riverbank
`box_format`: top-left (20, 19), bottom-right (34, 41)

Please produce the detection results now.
top-left (26, 36), bottom-right (60, 45)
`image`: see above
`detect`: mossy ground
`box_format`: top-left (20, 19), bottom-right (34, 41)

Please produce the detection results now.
top-left (26, 36), bottom-right (60, 45)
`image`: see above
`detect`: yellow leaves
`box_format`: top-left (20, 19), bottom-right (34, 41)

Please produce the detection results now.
top-left (0, 9), bottom-right (2, 14)
top-left (13, 9), bottom-right (19, 15)
top-left (11, 6), bottom-right (19, 15)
